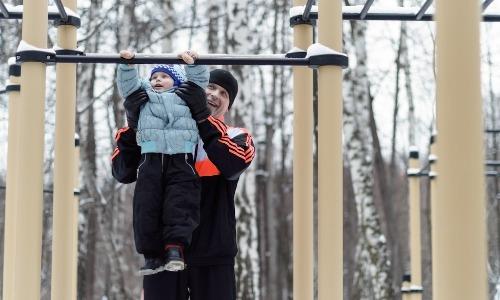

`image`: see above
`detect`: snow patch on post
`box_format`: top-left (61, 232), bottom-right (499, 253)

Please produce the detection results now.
top-left (286, 47), bottom-right (307, 58)
top-left (306, 43), bottom-right (349, 68)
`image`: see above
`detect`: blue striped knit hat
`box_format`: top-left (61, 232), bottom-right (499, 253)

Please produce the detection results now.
top-left (150, 64), bottom-right (186, 87)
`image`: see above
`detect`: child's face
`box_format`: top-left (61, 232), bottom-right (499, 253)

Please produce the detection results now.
top-left (150, 71), bottom-right (174, 92)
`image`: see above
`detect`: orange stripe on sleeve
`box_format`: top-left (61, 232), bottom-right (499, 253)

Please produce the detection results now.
top-left (111, 147), bottom-right (120, 160)
top-left (207, 116), bottom-right (226, 134)
top-left (114, 127), bottom-right (130, 141)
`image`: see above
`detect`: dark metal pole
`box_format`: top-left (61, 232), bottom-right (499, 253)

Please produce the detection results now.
top-left (360, 0), bottom-right (375, 20)
top-left (483, 0), bottom-right (495, 10)
top-left (302, 0), bottom-right (315, 21)
top-left (416, 0), bottom-right (433, 20)
top-left (53, 0), bottom-right (68, 21)
top-left (0, 0), bottom-right (10, 18)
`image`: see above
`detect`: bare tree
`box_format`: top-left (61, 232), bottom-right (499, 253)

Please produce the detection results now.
top-left (344, 15), bottom-right (393, 299)
top-left (224, 0), bottom-right (263, 298)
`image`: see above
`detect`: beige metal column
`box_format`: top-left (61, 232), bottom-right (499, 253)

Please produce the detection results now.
top-left (408, 148), bottom-right (422, 300)
top-left (292, 1), bottom-right (313, 299)
top-left (428, 133), bottom-right (437, 294)
top-left (71, 136), bottom-right (81, 300)
top-left (13, 0), bottom-right (48, 299)
top-left (51, 0), bottom-right (78, 298)
top-left (434, 0), bottom-right (487, 299)
top-left (3, 63), bottom-right (21, 300)
top-left (317, 1), bottom-right (343, 299)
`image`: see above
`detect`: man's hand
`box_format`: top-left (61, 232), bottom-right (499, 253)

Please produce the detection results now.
top-left (175, 81), bottom-right (210, 123)
top-left (124, 89), bottom-right (148, 129)
top-left (120, 49), bottom-right (135, 60)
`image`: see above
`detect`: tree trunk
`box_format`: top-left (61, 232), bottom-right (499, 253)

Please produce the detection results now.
top-left (76, 1), bottom-right (100, 298)
top-left (224, 0), bottom-right (261, 298)
top-left (344, 18), bottom-right (393, 299)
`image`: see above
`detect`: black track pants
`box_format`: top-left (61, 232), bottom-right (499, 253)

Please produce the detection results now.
top-left (133, 153), bottom-right (200, 256)
top-left (143, 264), bottom-right (236, 300)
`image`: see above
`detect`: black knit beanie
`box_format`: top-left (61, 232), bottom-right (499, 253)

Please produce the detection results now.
top-left (209, 69), bottom-right (238, 109)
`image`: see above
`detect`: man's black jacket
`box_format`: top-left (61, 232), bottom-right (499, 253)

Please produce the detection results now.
top-left (111, 116), bottom-right (255, 266)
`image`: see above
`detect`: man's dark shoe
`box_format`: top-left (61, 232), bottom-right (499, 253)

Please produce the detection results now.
top-left (138, 257), bottom-right (166, 276)
top-left (164, 245), bottom-right (185, 272)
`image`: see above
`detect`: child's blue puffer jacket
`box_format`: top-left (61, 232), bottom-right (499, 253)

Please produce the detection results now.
top-left (117, 64), bottom-right (209, 154)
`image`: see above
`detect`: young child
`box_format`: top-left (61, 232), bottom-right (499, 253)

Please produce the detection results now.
top-left (117, 50), bottom-right (208, 275)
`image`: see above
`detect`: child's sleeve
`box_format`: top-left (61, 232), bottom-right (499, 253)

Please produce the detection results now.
top-left (184, 65), bottom-right (209, 89)
top-left (117, 64), bottom-right (147, 98)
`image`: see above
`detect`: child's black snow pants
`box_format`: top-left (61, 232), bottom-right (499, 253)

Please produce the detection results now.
top-left (133, 153), bottom-right (200, 257)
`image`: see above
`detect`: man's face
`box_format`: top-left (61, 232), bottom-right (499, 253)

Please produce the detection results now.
top-left (150, 71), bottom-right (174, 92)
top-left (206, 83), bottom-right (230, 118)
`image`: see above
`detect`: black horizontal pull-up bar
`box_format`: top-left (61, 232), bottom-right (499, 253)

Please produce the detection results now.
top-left (57, 53), bottom-right (317, 66)
top-left (486, 160), bottom-right (500, 167)
top-left (16, 50), bottom-right (349, 68)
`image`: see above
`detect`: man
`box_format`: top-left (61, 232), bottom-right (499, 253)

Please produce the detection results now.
top-left (111, 69), bottom-right (255, 300)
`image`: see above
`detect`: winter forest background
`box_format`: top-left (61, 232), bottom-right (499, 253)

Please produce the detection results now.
top-left (0, 0), bottom-right (500, 299)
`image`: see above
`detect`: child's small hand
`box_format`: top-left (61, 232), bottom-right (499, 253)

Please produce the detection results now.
top-left (120, 49), bottom-right (135, 60)
top-left (178, 50), bottom-right (199, 64)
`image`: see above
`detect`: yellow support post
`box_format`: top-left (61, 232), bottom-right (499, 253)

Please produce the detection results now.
top-left (408, 148), bottom-right (422, 300)
top-left (292, 1), bottom-right (313, 299)
top-left (13, 0), bottom-right (48, 298)
top-left (317, 1), bottom-right (343, 299)
top-left (71, 136), bottom-right (80, 300)
top-left (51, 0), bottom-right (78, 299)
top-left (434, 0), bottom-right (487, 298)
top-left (3, 61), bottom-right (21, 300)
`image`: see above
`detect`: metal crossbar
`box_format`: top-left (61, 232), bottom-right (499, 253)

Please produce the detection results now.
top-left (0, 0), bottom-right (10, 18)
top-left (0, 10), bottom-right (70, 21)
top-left (342, 7), bottom-right (500, 21)
top-left (486, 160), bottom-right (500, 167)
top-left (0, 3), bottom-right (79, 27)
top-left (53, 0), bottom-right (68, 21)
top-left (302, 0), bottom-right (315, 21)
top-left (416, 0), bottom-right (433, 20)
top-left (483, 0), bottom-right (495, 10)
top-left (360, 0), bottom-right (375, 20)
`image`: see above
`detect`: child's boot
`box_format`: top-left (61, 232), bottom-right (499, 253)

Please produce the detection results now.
top-left (138, 257), bottom-right (166, 276)
top-left (164, 244), bottom-right (185, 272)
